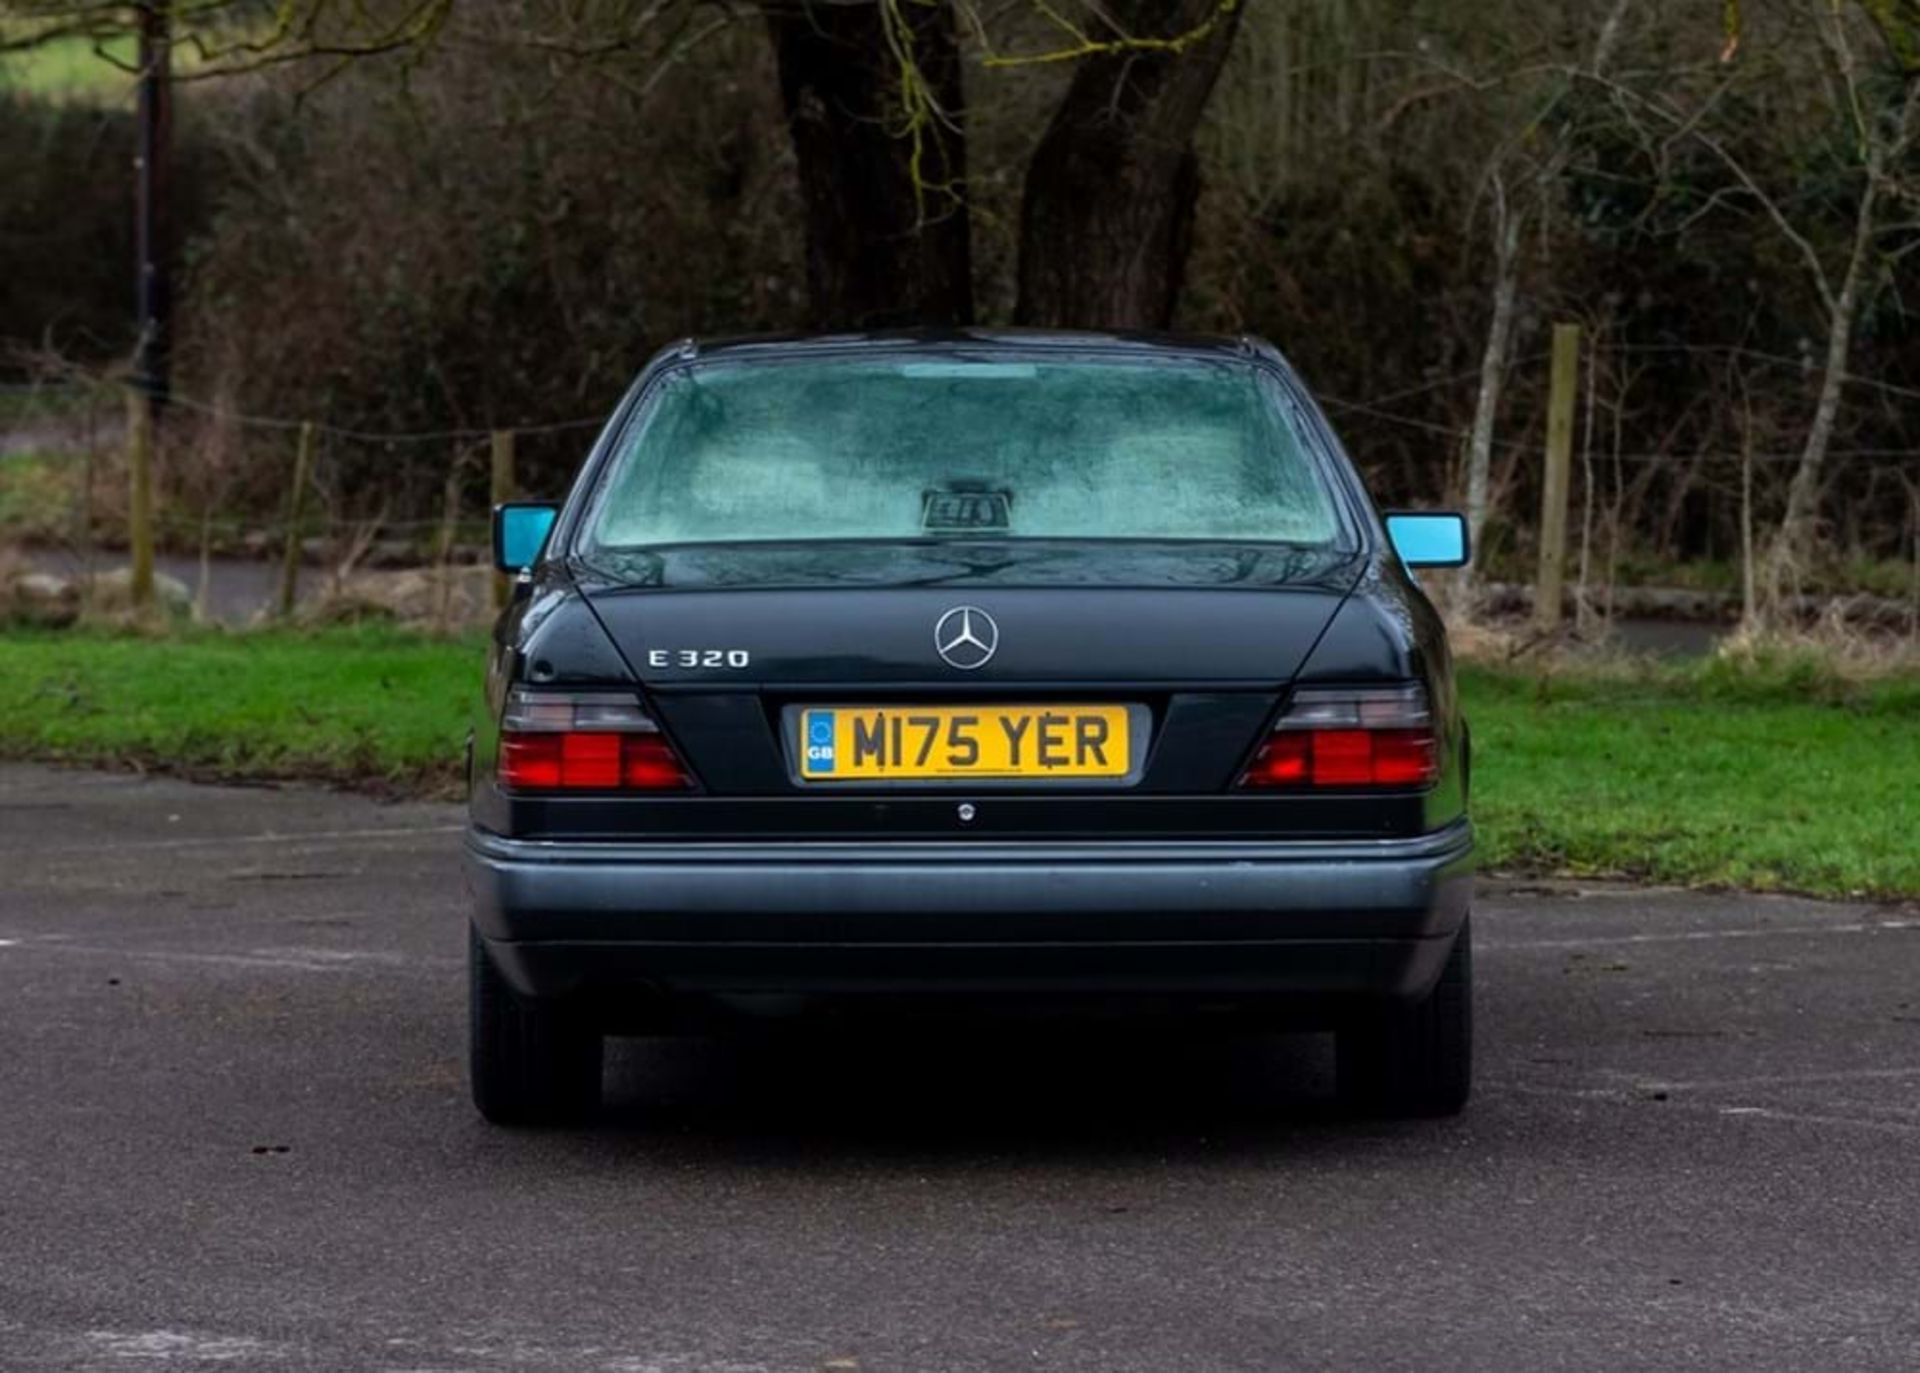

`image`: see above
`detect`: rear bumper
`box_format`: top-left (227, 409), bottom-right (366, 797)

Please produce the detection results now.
top-left (464, 821), bottom-right (1474, 1004)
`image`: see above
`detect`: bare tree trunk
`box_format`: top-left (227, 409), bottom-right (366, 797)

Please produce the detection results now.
top-left (194, 504), bottom-right (213, 625)
top-left (1459, 176), bottom-right (1521, 596)
top-left (1763, 79), bottom-right (1917, 604)
top-left (765, 0), bottom-right (973, 328)
top-left (1764, 202), bottom-right (1872, 600)
top-left (1013, 0), bottom-right (1246, 328)
top-left (1739, 404), bottom-right (1757, 635)
top-left (1450, 1), bottom-right (1625, 606)
top-left (1575, 321), bottom-right (1600, 631)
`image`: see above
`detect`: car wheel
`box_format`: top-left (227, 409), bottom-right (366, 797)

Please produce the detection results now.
top-left (468, 925), bottom-right (603, 1126)
top-left (1336, 915), bottom-right (1472, 1118)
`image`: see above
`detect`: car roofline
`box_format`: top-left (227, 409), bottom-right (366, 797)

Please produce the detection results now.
top-left (657, 327), bottom-right (1274, 366)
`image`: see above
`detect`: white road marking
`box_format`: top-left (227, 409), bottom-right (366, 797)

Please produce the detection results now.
top-left (1697, 1104), bottom-right (1920, 1135)
top-left (1606, 1065), bottom-right (1920, 1093)
top-left (1483, 920), bottom-right (1912, 951)
top-left (84, 1328), bottom-right (290, 1361)
top-left (1498, 1081), bottom-right (1920, 1136)
top-left (33, 824), bottom-right (464, 857)
top-left (0, 939), bottom-right (454, 974)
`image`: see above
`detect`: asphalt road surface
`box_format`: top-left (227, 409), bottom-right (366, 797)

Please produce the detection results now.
top-left (2, 764), bottom-right (1916, 1371)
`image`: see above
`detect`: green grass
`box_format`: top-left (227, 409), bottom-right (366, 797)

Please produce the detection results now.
top-left (1466, 662), bottom-right (1919, 899)
top-left (0, 626), bottom-right (1914, 897)
top-left (0, 626), bottom-right (483, 793)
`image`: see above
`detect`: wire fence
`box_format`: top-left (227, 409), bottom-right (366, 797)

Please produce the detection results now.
top-left (3, 379), bottom-right (604, 542)
top-left (3, 342), bottom-right (1916, 628)
top-left (3, 380), bottom-right (610, 624)
top-left (12, 340), bottom-right (1920, 466)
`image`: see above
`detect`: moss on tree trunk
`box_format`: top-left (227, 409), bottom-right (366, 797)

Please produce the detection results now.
top-left (1013, 0), bottom-right (1245, 329)
top-left (765, 0), bottom-right (974, 329)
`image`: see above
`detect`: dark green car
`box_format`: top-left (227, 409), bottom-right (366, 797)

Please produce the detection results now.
top-left (466, 330), bottom-right (1475, 1125)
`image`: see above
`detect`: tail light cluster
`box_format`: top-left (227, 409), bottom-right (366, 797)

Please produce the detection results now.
top-left (498, 689), bottom-right (691, 791)
top-left (1239, 686), bottom-right (1439, 790)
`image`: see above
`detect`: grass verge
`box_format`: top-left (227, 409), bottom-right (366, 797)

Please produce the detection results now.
top-left (0, 626), bottom-right (1914, 898)
top-left (0, 626), bottom-right (480, 795)
top-left (1465, 660), bottom-right (1918, 899)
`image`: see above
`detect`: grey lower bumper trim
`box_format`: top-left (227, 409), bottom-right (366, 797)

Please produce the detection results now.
top-left (465, 822), bottom-right (1474, 924)
top-left (464, 823), bottom-right (1474, 999)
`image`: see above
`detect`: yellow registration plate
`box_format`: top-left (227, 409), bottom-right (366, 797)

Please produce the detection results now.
top-left (798, 704), bottom-right (1133, 781)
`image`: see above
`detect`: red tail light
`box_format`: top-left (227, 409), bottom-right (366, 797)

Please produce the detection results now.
top-left (1239, 687), bottom-right (1438, 790)
top-left (498, 690), bottom-right (692, 791)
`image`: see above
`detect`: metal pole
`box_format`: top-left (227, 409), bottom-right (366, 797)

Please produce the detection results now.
top-left (135, 1), bottom-right (172, 405)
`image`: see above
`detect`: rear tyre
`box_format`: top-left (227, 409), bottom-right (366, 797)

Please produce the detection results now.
top-left (1336, 915), bottom-right (1472, 1118)
top-left (469, 925), bottom-right (603, 1126)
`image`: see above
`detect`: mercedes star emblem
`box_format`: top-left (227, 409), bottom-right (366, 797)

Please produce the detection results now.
top-left (934, 605), bottom-right (999, 670)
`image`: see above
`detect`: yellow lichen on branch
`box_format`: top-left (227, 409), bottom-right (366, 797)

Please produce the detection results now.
top-left (879, 0), bottom-right (965, 226)
top-left (176, 0), bottom-right (454, 80)
top-left (978, 0), bottom-right (1240, 69)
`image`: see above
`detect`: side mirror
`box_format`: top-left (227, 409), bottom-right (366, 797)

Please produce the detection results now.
top-left (493, 502), bottom-right (559, 574)
top-left (1384, 511), bottom-right (1470, 569)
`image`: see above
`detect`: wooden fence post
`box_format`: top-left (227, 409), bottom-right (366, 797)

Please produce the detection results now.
top-left (436, 446), bottom-right (464, 633)
top-left (490, 429), bottom-right (516, 609)
top-left (277, 421), bottom-right (315, 618)
top-left (125, 386), bottom-right (156, 608)
top-left (1535, 323), bottom-right (1580, 630)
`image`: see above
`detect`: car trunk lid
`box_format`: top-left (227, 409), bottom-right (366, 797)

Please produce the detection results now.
top-left (578, 541), bottom-right (1361, 689)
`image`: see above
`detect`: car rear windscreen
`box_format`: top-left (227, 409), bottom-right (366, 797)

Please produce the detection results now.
top-left (582, 354), bottom-right (1345, 550)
